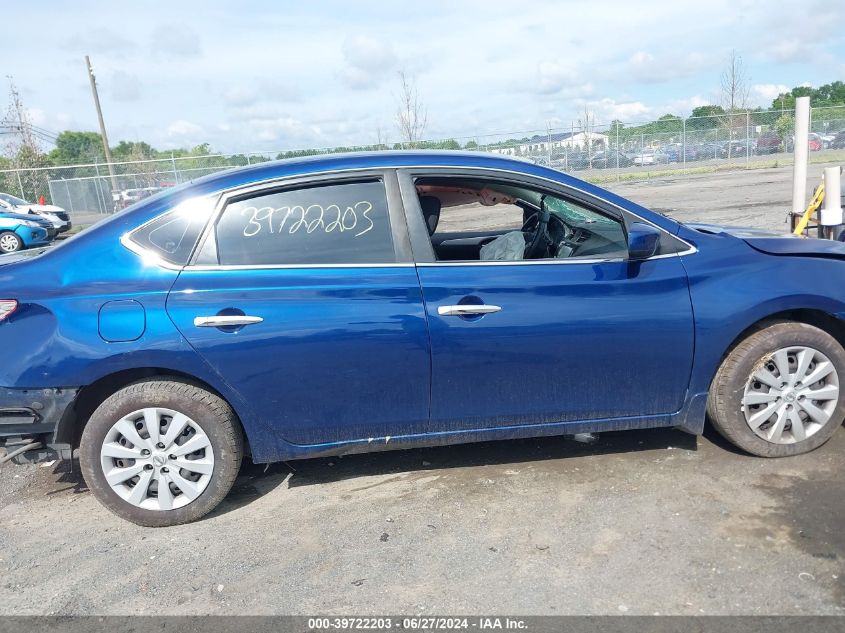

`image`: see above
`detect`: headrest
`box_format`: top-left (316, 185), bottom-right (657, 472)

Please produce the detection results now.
top-left (419, 196), bottom-right (441, 235)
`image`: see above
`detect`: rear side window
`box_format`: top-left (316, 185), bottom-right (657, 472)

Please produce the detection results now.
top-left (213, 180), bottom-right (395, 266)
top-left (127, 197), bottom-right (213, 265)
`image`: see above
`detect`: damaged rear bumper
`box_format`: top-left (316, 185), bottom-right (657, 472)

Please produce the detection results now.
top-left (0, 387), bottom-right (79, 461)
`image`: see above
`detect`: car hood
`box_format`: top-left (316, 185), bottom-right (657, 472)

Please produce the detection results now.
top-left (686, 222), bottom-right (845, 259)
top-left (18, 204), bottom-right (65, 214)
top-left (0, 211), bottom-right (51, 226)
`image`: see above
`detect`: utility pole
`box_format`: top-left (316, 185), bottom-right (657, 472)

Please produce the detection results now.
top-left (85, 55), bottom-right (117, 190)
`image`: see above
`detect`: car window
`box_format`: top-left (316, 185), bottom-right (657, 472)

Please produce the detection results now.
top-left (214, 180), bottom-right (396, 266)
top-left (128, 197), bottom-right (214, 265)
top-left (415, 177), bottom-right (628, 262)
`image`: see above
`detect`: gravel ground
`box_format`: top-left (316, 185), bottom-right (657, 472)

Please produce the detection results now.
top-left (3, 163), bottom-right (845, 616)
top-left (604, 161), bottom-right (840, 230)
top-left (2, 428), bottom-right (844, 615)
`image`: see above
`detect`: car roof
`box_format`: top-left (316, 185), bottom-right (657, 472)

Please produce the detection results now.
top-left (185, 150), bottom-right (578, 193)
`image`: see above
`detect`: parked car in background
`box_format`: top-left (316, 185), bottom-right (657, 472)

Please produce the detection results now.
top-left (588, 150), bottom-right (634, 169)
top-left (831, 131), bottom-right (845, 150)
top-left (0, 193), bottom-right (71, 234)
top-left (724, 140), bottom-right (753, 158)
top-left (755, 132), bottom-right (782, 154)
top-left (113, 187), bottom-right (164, 213)
top-left (697, 143), bottom-right (724, 160)
top-left (563, 152), bottom-right (591, 171)
top-left (663, 144), bottom-right (700, 163)
top-left (0, 211), bottom-right (53, 253)
top-left (631, 149), bottom-right (666, 166)
top-left (786, 133), bottom-right (824, 152)
top-left (819, 132), bottom-right (837, 149)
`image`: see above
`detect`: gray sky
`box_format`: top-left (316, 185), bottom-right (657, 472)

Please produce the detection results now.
top-left (4, 0), bottom-right (844, 153)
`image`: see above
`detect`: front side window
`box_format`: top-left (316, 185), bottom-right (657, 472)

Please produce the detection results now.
top-left (414, 177), bottom-right (628, 262)
top-left (214, 180), bottom-right (395, 266)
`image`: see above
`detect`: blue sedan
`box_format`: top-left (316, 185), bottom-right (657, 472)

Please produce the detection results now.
top-left (1, 151), bottom-right (844, 526)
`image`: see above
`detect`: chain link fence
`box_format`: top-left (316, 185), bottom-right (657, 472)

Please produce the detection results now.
top-left (1, 105), bottom-right (844, 224)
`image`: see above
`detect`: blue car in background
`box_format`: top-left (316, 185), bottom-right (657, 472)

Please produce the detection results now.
top-left (2, 151), bottom-right (845, 526)
top-left (0, 211), bottom-right (53, 253)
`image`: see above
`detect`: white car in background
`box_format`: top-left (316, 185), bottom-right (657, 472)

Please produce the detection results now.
top-left (0, 192), bottom-right (72, 233)
top-left (631, 150), bottom-right (659, 166)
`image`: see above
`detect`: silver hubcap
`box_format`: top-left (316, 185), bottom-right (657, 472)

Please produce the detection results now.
top-left (742, 346), bottom-right (840, 444)
top-left (99, 408), bottom-right (214, 511)
top-left (0, 234), bottom-right (19, 252)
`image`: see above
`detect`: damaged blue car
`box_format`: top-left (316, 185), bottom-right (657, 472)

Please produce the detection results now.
top-left (2, 151), bottom-right (845, 526)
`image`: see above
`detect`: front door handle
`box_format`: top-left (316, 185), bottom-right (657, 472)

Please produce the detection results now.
top-left (193, 315), bottom-right (264, 328)
top-left (437, 305), bottom-right (502, 317)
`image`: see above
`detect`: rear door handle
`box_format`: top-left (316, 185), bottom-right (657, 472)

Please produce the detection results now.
top-left (193, 315), bottom-right (264, 328)
top-left (437, 305), bottom-right (502, 317)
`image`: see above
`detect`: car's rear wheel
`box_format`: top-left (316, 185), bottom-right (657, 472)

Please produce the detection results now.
top-left (79, 378), bottom-right (243, 526)
top-left (708, 321), bottom-right (845, 457)
top-left (0, 231), bottom-right (23, 253)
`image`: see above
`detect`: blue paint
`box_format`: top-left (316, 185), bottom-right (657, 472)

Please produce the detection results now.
top-left (98, 300), bottom-right (146, 342)
top-left (0, 150), bottom-right (843, 463)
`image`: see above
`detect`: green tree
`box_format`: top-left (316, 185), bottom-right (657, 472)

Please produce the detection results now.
top-left (47, 131), bottom-right (105, 165)
top-left (770, 81), bottom-right (845, 110)
top-left (775, 114), bottom-right (794, 140)
top-left (690, 105), bottom-right (725, 118)
top-left (111, 140), bottom-right (156, 161)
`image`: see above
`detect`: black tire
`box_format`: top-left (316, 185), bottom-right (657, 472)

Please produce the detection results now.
top-left (0, 231), bottom-right (23, 253)
top-left (708, 321), bottom-right (845, 457)
top-left (79, 378), bottom-right (243, 527)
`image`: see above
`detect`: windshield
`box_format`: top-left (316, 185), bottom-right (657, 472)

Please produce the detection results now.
top-left (0, 193), bottom-right (29, 206)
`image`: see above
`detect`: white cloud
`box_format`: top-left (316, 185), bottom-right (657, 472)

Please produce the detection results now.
top-left (166, 120), bottom-right (205, 146)
top-left (751, 83), bottom-right (789, 104)
top-left (624, 50), bottom-right (714, 83)
top-left (339, 35), bottom-right (397, 90)
top-left (586, 98), bottom-right (653, 123)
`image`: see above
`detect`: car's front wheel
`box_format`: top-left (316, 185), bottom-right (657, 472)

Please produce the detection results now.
top-left (708, 321), bottom-right (845, 457)
top-left (0, 231), bottom-right (23, 253)
top-left (79, 378), bottom-right (243, 526)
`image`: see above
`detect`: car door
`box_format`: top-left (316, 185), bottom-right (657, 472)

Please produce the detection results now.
top-left (398, 168), bottom-right (695, 432)
top-left (166, 171), bottom-right (431, 445)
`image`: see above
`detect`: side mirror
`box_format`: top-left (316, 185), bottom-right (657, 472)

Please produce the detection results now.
top-left (627, 222), bottom-right (661, 260)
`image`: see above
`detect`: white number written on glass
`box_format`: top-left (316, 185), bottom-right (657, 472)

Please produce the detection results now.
top-left (240, 201), bottom-right (375, 238)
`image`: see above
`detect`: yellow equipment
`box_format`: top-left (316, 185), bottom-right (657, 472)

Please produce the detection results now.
top-left (792, 180), bottom-right (825, 236)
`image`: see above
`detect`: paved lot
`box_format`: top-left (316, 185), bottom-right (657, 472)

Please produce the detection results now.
top-left (3, 163), bottom-right (845, 615)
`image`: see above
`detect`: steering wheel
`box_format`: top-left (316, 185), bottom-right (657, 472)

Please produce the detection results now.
top-left (521, 210), bottom-right (552, 259)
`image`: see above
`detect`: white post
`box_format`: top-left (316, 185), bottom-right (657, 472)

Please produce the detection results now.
top-left (615, 122), bottom-right (620, 181)
top-left (792, 96), bottom-right (811, 214)
top-left (821, 167), bottom-right (843, 227)
top-left (745, 111), bottom-right (750, 167)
